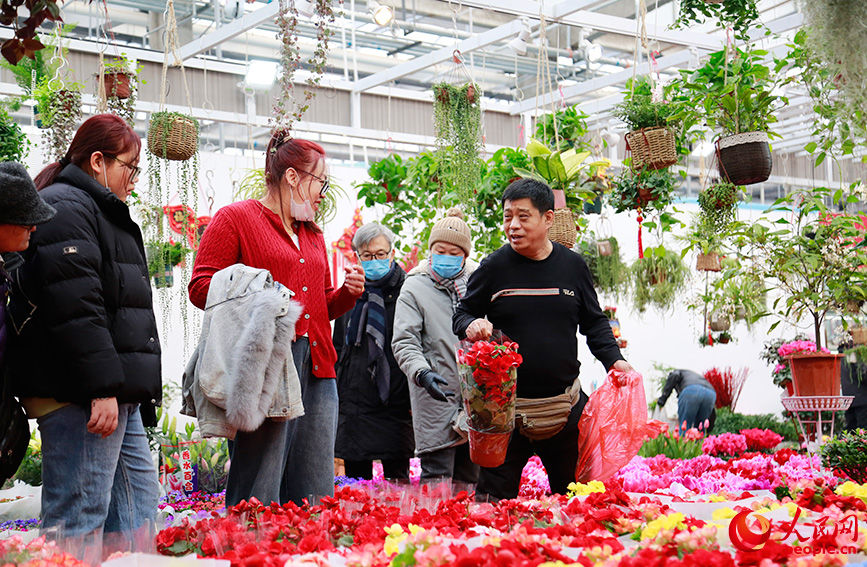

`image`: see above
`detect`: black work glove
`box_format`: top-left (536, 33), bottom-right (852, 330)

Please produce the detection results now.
top-left (417, 370), bottom-right (455, 402)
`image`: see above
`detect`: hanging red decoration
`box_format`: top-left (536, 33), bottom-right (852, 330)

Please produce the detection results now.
top-left (186, 216), bottom-right (212, 251)
top-left (164, 205), bottom-right (197, 235)
top-left (636, 209), bottom-right (644, 260)
top-left (331, 209), bottom-right (364, 263)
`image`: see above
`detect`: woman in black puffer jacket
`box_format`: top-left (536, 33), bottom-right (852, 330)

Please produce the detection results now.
top-left (6, 114), bottom-right (161, 539)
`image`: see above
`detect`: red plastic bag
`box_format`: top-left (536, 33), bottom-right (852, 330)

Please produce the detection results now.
top-left (575, 369), bottom-right (668, 482)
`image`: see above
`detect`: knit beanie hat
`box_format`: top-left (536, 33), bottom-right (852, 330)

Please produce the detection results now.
top-left (0, 162), bottom-right (56, 226)
top-left (429, 207), bottom-right (471, 256)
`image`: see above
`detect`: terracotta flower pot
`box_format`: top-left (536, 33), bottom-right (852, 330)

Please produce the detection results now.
top-left (637, 186), bottom-right (655, 206)
top-left (468, 427), bottom-right (512, 468)
top-left (465, 84), bottom-right (476, 104)
top-left (785, 382), bottom-right (794, 397)
top-left (786, 353), bottom-right (843, 397)
top-left (102, 72), bottom-right (132, 99)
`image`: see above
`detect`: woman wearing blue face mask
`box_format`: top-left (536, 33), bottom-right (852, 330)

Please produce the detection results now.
top-left (332, 223), bottom-right (414, 480)
top-left (392, 208), bottom-right (479, 483)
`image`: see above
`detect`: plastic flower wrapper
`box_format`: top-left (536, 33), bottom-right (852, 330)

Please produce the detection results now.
top-left (456, 331), bottom-right (522, 433)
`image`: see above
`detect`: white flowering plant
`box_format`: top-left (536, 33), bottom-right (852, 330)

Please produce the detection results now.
top-left (732, 187), bottom-right (867, 350)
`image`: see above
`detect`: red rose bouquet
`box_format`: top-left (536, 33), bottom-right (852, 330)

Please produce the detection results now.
top-left (456, 334), bottom-right (522, 434)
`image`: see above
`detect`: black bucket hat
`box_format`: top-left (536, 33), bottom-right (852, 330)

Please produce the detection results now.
top-left (0, 162), bottom-right (56, 226)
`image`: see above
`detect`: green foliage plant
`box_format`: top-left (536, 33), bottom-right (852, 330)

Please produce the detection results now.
top-left (672, 0), bottom-right (762, 42)
top-left (821, 429), bottom-right (867, 484)
top-left (630, 244), bottom-right (689, 313)
top-left (34, 79), bottom-right (84, 161)
top-left (0, 107), bottom-right (29, 162)
top-left (733, 187), bottom-right (867, 349)
top-left (576, 236), bottom-right (628, 299)
top-left (613, 76), bottom-right (680, 132)
top-left (101, 54), bottom-right (144, 128)
top-left (10, 430), bottom-right (42, 487)
top-left (609, 168), bottom-right (679, 215)
top-left (638, 428), bottom-right (704, 459)
top-left (234, 167), bottom-right (340, 226)
top-left (432, 82), bottom-right (484, 206)
top-left (673, 48), bottom-right (789, 139)
top-left (534, 105), bottom-right (594, 152)
top-left (145, 240), bottom-right (189, 278)
top-left (698, 180), bottom-right (738, 234)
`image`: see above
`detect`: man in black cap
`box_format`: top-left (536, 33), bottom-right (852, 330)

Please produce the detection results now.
top-left (0, 161), bottom-right (55, 484)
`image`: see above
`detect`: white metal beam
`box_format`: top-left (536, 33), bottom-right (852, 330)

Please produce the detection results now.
top-left (510, 48), bottom-right (700, 115)
top-left (178, 2), bottom-right (280, 61)
top-left (559, 11), bottom-right (725, 51)
top-left (351, 18), bottom-right (525, 93)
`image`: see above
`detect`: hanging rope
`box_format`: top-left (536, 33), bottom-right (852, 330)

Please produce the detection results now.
top-left (159, 0), bottom-right (195, 116)
top-left (533, 4), bottom-right (559, 148)
top-left (96, 51), bottom-right (108, 113)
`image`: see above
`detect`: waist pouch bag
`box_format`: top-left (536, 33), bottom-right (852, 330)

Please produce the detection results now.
top-left (515, 377), bottom-right (582, 441)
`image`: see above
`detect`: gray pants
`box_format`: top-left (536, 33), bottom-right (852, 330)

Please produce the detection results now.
top-left (420, 442), bottom-right (479, 483)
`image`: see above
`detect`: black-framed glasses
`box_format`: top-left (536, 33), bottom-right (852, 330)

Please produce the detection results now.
top-left (357, 250), bottom-right (391, 261)
top-left (299, 170), bottom-right (330, 196)
top-left (111, 156), bottom-right (141, 179)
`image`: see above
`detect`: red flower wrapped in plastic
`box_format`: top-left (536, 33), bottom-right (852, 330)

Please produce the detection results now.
top-left (456, 332), bottom-right (523, 467)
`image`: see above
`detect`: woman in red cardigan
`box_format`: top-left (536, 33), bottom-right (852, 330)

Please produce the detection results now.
top-left (189, 133), bottom-right (364, 506)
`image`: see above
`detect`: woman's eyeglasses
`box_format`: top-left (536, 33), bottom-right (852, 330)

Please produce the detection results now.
top-left (111, 156), bottom-right (141, 179)
top-left (298, 170), bottom-right (330, 196)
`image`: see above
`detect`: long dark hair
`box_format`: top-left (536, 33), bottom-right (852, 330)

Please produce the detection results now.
top-left (265, 131), bottom-right (325, 233)
top-left (34, 114), bottom-right (141, 190)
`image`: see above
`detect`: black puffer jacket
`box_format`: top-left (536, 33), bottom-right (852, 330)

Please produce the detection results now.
top-left (6, 165), bottom-right (161, 413)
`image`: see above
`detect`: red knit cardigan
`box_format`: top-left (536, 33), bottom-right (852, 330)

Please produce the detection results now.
top-left (189, 199), bottom-right (357, 378)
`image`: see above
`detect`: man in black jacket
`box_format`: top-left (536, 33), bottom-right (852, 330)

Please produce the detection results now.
top-left (453, 178), bottom-right (632, 501)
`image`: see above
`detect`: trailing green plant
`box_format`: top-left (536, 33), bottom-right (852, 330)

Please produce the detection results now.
top-left (145, 240), bottom-right (189, 278)
top-left (576, 236), bottom-right (628, 298)
top-left (672, 48), bottom-right (789, 138)
top-left (698, 180), bottom-right (738, 233)
top-left (613, 76), bottom-right (680, 131)
top-left (432, 82), bottom-right (484, 205)
top-left (714, 263), bottom-right (767, 328)
top-left (712, 407), bottom-right (800, 442)
top-left (0, 107), bottom-right (29, 162)
top-left (0, 26), bottom-right (75, 109)
top-left (630, 244), bottom-right (689, 313)
top-left (609, 168), bottom-right (679, 215)
top-left (481, 146), bottom-right (531, 197)
top-left (843, 344), bottom-right (867, 385)
top-left (34, 80), bottom-right (83, 161)
top-left (534, 105), bottom-right (594, 152)
top-left (101, 53), bottom-right (144, 128)
top-left (9, 430), bottom-right (41, 487)
top-left (273, 0), bottom-right (336, 131)
top-left (821, 428), bottom-right (867, 484)
top-left (672, 0), bottom-right (762, 42)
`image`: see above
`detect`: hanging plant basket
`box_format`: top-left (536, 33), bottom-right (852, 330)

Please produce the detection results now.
top-left (596, 239), bottom-right (613, 257)
top-left (851, 327), bottom-right (867, 345)
top-left (153, 265), bottom-right (175, 288)
top-left (625, 127), bottom-right (678, 170)
top-left (548, 208), bottom-right (577, 248)
top-left (716, 131), bottom-right (772, 186)
top-left (147, 111), bottom-right (199, 161)
top-left (786, 353), bottom-right (843, 396)
top-left (637, 186), bottom-right (656, 205)
top-left (696, 252), bottom-right (721, 272)
top-left (101, 71), bottom-right (132, 99)
top-left (583, 193), bottom-right (603, 214)
top-left (709, 312), bottom-right (731, 332)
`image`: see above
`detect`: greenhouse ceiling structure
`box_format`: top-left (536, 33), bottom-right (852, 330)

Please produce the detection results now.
top-left (0, 0), bottom-right (858, 188)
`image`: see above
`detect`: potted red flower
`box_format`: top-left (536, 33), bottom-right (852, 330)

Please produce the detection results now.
top-left (778, 339), bottom-right (841, 397)
top-left (456, 334), bottom-right (522, 467)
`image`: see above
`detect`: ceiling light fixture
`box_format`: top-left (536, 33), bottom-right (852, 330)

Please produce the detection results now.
top-left (578, 27), bottom-right (603, 64)
top-left (245, 60), bottom-right (279, 90)
top-left (508, 18), bottom-right (532, 56)
top-left (369, 0), bottom-right (394, 27)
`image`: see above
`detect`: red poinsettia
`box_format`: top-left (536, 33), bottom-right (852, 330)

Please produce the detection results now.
top-left (457, 339), bottom-right (522, 432)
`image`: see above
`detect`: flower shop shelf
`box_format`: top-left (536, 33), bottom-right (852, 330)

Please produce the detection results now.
top-left (781, 395), bottom-right (853, 456)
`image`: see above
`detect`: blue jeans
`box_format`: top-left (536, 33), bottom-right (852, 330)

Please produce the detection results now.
top-left (38, 403), bottom-right (158, 536)
top-left (226, 338), bottom-right (338, 507)
top-left (677, 385), bottom-right (717, 431)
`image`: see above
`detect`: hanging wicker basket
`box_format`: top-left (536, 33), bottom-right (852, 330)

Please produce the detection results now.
top-left (716, 131), bottom-right (772, 186)
top-left (548, 208), bottom-right (577, 248)
top-left (851, 327), bottom-right (867, 345)
top-left (596, 239), bottom-right (613, 257)
top-left (696, 252), bottom-right (721, 272)
top-left (625, 127), bottom-right (678, 171)
top-left (147, 112), bottom-right (199, 161)
top-left (709, 312), bottom-right (731, 332)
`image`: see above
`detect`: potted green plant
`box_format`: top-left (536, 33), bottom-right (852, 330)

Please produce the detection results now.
top-left (576, 236), bottom-right (628, 299)
top-left (432, 82), bottom-right (483, 206)
top-left (534, 105), bottom-right (594, 153)
top-left (146, 240), bottom-right (189, 288)
top-left (673, 48), bottom-right (789, 186)
top-left (672, 0), bottom-right (761, 42)
top-left (821, 429), bottom-right (867, 484)
top-left (716, 330), bottom-right (733, 344)
top-left (613, 76), bottom-right (680, 171)
top-left (98, 54), bottom-right (144, 127)
top-left (609, 168), bottom-right (679, 215)
top-left (0, 107), bottom-right (29, 162)
top-left (33, 77), bottom-right (84, 161)
top-left (629, 244), bottom-right (689, 313)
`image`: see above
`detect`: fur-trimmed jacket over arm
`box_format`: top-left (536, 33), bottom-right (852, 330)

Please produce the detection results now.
top-left (182, 264), bottom-right (305, 439)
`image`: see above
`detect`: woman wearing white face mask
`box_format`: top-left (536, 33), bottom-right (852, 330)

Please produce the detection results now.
top-left (190, 132), bottom-right (365, 506)
top-left (392, 208), bottom-right (480, 483)
top-left (332, 223), bottom-right (414, 480)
